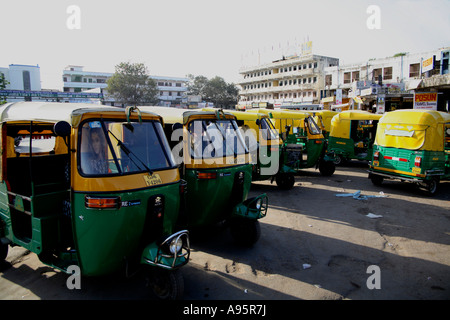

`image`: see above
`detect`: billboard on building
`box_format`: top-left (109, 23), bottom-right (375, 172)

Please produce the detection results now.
top-left (414, 92), bottom-right (438, 110)
top-left (422, 56), bottom-right (434, 73)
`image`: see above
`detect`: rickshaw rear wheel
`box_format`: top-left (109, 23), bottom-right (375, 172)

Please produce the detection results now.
top-left (230, 219), bottom-right (261, 247)
top-left (333, 155), bottom-right (347, 166)
top-left (147, 268), bottom-right (184, 300)
top-left (370, 174), bottom-right (384, 186)
top-left (423, 178), bottom-right (439, 196)
top-left (275, 172), bottom-right (295, 190)
top-left (318, 160), bottom-right (335, 176)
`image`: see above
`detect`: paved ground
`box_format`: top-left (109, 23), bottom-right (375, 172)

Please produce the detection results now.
top-left (1, 162), bottom-right (449, 300)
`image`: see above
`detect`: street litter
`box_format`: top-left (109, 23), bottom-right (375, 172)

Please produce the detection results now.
top-left (302, 263), bottom-right (312, 269)
top-left (335, 190), bottom-right (387, 200)
top-left (366, 213), bottom-right (383, 219)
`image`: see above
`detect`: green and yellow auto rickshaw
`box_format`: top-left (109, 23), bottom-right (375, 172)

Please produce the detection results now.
top-left (248, 108), bottom-right (336, 176)
top-left (0, 102), bottom-right (190, 299)
top-left (140, 107), bottom-right (268, 246)
top-left (204, 108), bottom-right (295, 189)
top-left (368, 109), bottom-right (450, 195)
top-left (281, 109), bottom-right (337, 139)
top-left (312, 110), bottom-right (338, 139)
top-left (327, 110), bottom-right (382, 165)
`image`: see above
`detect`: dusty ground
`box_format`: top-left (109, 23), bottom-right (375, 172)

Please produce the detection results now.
top-left (1, 162), bottom-right (449, 301)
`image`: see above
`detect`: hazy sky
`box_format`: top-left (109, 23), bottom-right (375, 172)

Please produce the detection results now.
top-left (1, 0), bottom-right (449, 90)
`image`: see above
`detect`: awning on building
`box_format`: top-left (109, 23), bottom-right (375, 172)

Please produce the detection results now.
top-left (405, 79), bottom-right (423, 91)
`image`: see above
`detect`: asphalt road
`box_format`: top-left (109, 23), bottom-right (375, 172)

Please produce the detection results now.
top-left (1, 162), bottom-right (449, 301)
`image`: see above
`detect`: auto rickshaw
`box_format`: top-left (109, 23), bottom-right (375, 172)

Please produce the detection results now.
top-left (312, 110), bottom-right (338, 139)
top-left (248, 108), bottom-right (336, 176)
top-left (140, 107), bottom-right (268, 246)
top-left (281, 109), bottom-right (337, 139)
top-left (368, 109), bottom-right (450, 195)
top-left (327, 110), bottom-right (382, 165)
top-left (207, 109), bottom-right (296, 189)
top-left (0, 102), bottom-right (190, 299)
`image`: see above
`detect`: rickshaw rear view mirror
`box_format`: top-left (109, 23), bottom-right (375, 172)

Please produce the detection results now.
top-left (53, 121), bottom-right (71, 137)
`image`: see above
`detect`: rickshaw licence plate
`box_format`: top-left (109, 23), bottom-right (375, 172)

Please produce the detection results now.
top-left (411, 167), bottom-right (421, 174)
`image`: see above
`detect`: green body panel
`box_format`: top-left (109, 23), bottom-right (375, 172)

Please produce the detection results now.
top-left (0, 181), bottom-right (70, 258)
top-left (72, 182), bottom-right (181, 276)
top-left (282, 134), bottom-right (325, 170)
top-left (370, 146), bottom-right (450, 181)
top-left (183, 164), bottom-right (252, 228)
top-left (328, 136), bottom-right (373, 161)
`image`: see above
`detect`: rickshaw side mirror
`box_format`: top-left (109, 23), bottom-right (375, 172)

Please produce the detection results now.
top-left (53, 121), bottom-right (71, 137)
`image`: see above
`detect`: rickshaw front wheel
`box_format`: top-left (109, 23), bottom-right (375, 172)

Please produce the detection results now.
top-left (147, 268), bottom-right (184, 300)
top-left (318, 160), bottom-right (335, 176)
top-left (230, 219), bottom-right (261, 247)
top-left (275, 172), bottom-right (295, 190)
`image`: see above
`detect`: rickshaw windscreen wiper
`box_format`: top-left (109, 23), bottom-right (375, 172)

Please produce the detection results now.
top-left (107, 129), bottom-right (153, 175)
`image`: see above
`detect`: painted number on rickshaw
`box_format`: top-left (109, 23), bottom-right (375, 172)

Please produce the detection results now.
top-left (144, 173), bottom-right (163, 186)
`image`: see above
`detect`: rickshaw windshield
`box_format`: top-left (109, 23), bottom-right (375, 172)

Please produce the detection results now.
top-left (79, 119), bottom-right (175, 176)
top-left (260, 118), bottom-right (279, 140)
top-left (306, 117), bottom-right (321, 135)
top-left (188, 119), bottom-right (248, 159)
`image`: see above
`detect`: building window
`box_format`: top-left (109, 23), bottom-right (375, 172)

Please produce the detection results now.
top-left (409, 63), bottom-right (420, 78)
top-left (352, 71), bottom-right (360, 82)
top-left (344, 72), bottom-right (351, 84)
top-left (373, 68), bottom-right (382, 81)
top-left (325, 75), bottom-right (332, 86)
top-left (383, 67), bottom-right (393, 80)
top-left (22, 71), bottom-right (31, 90)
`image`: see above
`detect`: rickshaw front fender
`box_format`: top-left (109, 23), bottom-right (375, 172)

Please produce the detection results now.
top-left (278, 164), bottom-right (297, 174)
top-left (140, 230), bottom-right (190, 270)
top-left (232, 194), bottom-right (268, 220)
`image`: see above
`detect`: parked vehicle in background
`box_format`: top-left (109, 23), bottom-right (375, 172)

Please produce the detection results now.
top-left (327, 110), bottom-right (382, 165)
top-left (368, 109), bottom-right (450, 195)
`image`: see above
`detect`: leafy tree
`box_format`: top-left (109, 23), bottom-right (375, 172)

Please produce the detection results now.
top-left (106, 62), bottom-right (158, 106)
top-left (186, 75), bottom-right (238, 109)
top-left (0, 72), bottom-right (9, 105)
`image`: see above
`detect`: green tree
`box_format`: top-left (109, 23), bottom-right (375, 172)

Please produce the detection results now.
top-left (186, 75), bottom-right (238, 109)
top-left (106, 62), bottom-right (158, 106)
top-left (0, 72), bottom-right (9, 105)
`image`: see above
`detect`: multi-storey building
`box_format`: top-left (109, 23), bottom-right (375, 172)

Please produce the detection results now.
top-left (0, 64), bottom-right (42, 102)
top-left (323, 47), bottom-right (450, 112)
top-left (62, 65), bottom-right (189, 107)
top-left (237, 54), bottom-right (339, 109)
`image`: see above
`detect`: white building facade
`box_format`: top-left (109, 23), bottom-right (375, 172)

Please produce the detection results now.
top-left (323, 47), bottom-right (450, 112)
top-left (62, 65), bottom-right (188, 107)
top-left (237, 54), bottom-right (339, 109)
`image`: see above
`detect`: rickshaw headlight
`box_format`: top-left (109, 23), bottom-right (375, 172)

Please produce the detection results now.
top-left (169, 237), bottom-right (183, 254)
top-left (255, 198), bottom-right (262, 210)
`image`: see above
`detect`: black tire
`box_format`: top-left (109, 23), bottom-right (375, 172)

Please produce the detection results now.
top-left (230, 219), bottom-right (261, 247)
top-left (333, 155), bottom-right (346, 166)
top-left (370, 174), bottom-right (384, 186)
top-left (0, 243), bottom-right (8, 262)
top-left (424, 178), bottom-right (439, 196)
top-left (319, 160), bottom-right (335, 176)
top-left (147, 269), bottom-right (184, 300)
top-left (275, 172), bottom-right (295, 190)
